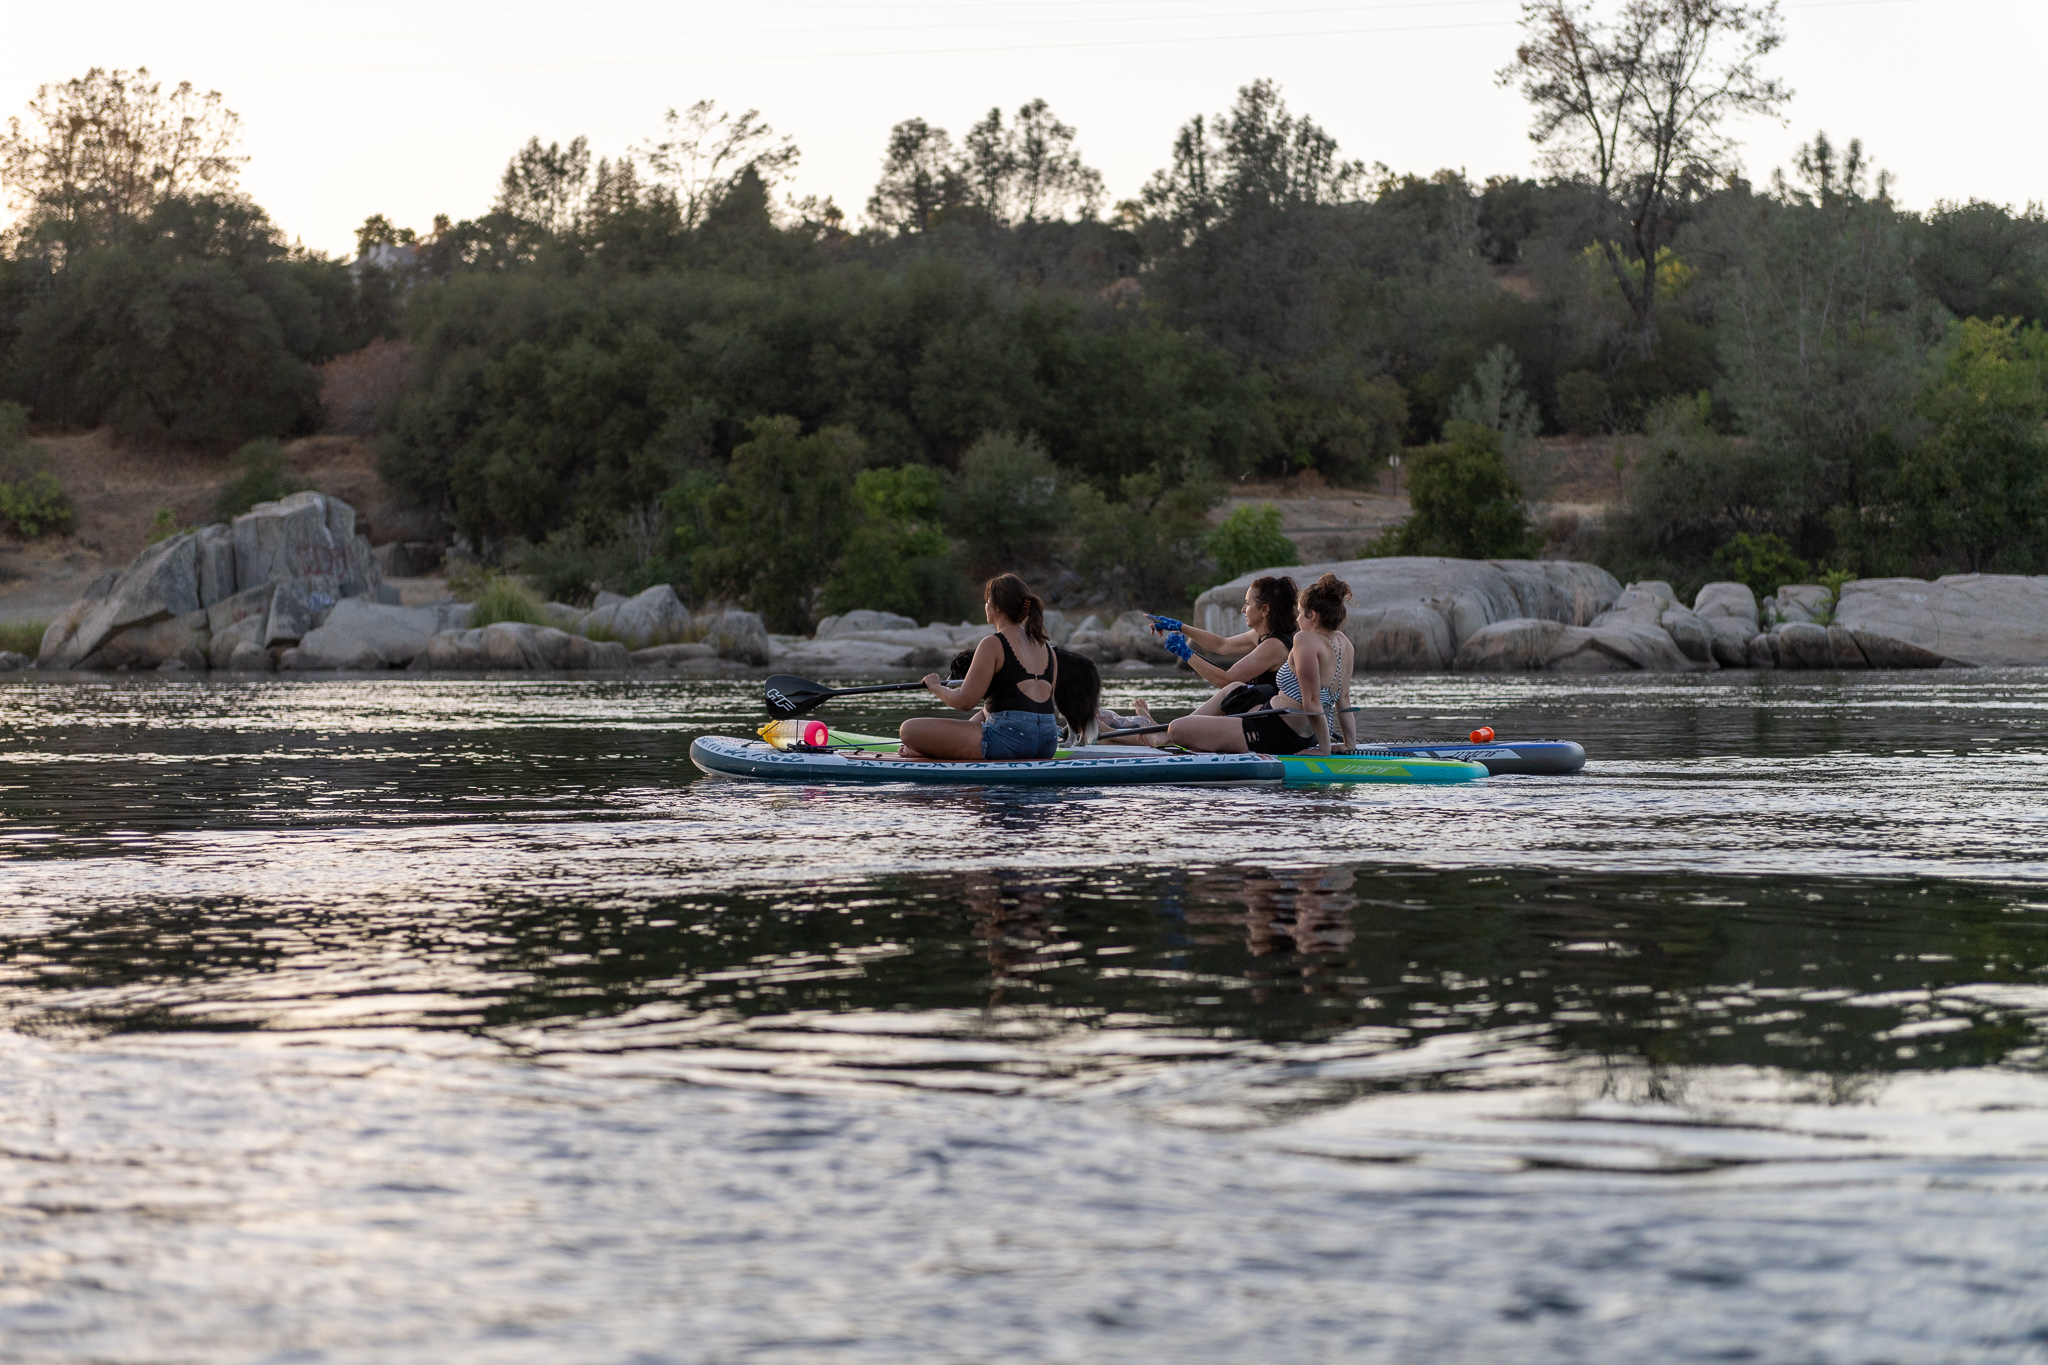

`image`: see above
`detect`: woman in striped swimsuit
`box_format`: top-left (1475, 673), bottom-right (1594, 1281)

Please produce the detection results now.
top-left (1168, 574), bottom-right (1354, 755)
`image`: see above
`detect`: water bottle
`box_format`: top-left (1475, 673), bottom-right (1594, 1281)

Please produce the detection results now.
top-left (759, 719), bottom-right (832, 750)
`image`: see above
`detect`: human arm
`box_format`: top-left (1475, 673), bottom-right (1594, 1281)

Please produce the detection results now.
top-left (1289, 640), bottom-right (1332, 755)
top-left (1152, 614), bottom-right (1255, 658)
top-left (924, 637), bottom-right (999, 711)
top-left (1184, 635), bottom-right (1286, 689)
top-left (1336, 640), bottom-right (1355, 751)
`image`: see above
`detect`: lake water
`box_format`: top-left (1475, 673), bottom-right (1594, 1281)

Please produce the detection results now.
top-left (1, 670), bottom-right (2046, 1363)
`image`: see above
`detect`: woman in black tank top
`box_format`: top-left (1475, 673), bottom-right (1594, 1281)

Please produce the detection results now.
top-left (1098, 575), bottom-right (1298, 747)
top-left (899, 574), bottom-right (1061, 762)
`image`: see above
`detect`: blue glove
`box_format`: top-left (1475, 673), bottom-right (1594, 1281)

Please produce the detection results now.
top-left (1146, 613), bottom-right (1185, 634)
top-left (1163, 631), bottom-right (1193, 663)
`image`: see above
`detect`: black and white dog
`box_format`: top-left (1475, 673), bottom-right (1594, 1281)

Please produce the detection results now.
top-left (946, 645), bottom-right (1104, 746)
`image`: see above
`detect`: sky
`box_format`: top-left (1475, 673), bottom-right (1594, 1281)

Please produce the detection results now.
top-left (3, 0), bottom-right (2042, 258)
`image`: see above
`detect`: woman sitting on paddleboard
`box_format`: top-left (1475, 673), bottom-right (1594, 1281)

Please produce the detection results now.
top-left (1099, 576), bottom-right (1299, 743)
top-left (899, 574), bottom-right (1059, 762)
top-left (1164, 573), bottom-right (1353, 756)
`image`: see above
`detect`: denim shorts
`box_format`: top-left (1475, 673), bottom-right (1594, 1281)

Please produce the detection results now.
top-left (982, 710), bottom-right (1060, 760)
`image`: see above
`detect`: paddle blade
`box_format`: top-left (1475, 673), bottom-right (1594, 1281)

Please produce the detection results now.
top-left (763, 675), bottom-right (836, 718)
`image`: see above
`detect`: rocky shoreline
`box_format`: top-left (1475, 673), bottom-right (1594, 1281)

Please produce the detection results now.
top-left (6, 496), bottom-right (2042, 677)
top-left (1194, 558), bottom-right (2048, 672)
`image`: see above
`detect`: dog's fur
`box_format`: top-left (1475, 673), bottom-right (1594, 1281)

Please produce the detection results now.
top-left (947, 643), bottom-right (1103, 745)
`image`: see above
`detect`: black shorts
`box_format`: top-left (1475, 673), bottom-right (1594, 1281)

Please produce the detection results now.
top-left (1240, 709), bottom-right (1316, 755)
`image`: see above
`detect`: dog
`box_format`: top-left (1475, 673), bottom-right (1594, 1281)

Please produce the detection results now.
top-left (946, 644), bottom-right (1103, 745)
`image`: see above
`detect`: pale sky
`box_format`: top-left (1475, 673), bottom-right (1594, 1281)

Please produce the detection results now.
top-left (4, 0), bottom-right (2041, 258)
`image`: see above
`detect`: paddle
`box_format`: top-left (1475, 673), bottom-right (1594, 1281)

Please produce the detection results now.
top-left (1092, 706), bottom-right (1369, 743)
top-left (764, 674), bottom-right (962, 719)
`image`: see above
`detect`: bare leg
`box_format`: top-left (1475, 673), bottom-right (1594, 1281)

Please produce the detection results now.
top-left (1097, 700), bottom-right (1165, 747)
top-left (1191, 682), bottom-right (1244, 717)
top-left (898, 716), bottom-right (986, 761)
top-left (1168, 714), bottom-right (1251, 753)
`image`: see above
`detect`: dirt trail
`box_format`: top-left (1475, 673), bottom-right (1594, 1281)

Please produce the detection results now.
top-left (0, 431), bottom-right (400, 627)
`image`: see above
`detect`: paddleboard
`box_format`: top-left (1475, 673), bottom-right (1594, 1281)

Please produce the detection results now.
top-left (690, 735), bottom-right (1487, 787)
top-left (768, 726), bottom-right (1584, 777)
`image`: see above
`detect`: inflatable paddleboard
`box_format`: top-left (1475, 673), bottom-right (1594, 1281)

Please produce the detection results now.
top-left (756, 725), bottom-right (1584, 778)
top-left (690, 734), bottom-right (1487, 787)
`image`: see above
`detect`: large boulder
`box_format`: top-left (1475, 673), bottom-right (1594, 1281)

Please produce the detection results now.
top-left (38, 492), bottom-right (390, 671)
top-left (1694, 583), bottom-right (1762, 668)
top-left (630, 643), bottom-right (717, 668)
top-left (1693, 581), bottom-right (1760, 632)
top-left (1834, 575), bottom-right (2048, 668)
top-left (1659, 607), bottom-right (1715, 664)
top-left (37, 534), bottom-right (203, 668)
top-left (195, 524), bottom-right (236, 607)
top-left (94, 609), bottom-right (210, 671)
top-left (289, 599), bottom-right (455, 670)
top-left (582, 585), bottom-right (693, 649)
top-left (232, 491), bottom-right (378, 600)
top-left (1351, 603), bottom-right (1456, 671)
top-left (1769, 621), bottom-right (1834, 669)
top-left (406, 623), bottom-right (628, 672)
top-left (1453, 618), bottom-right (1699, 672)
top-left (1763, 584), bottom-right (1834, 627)
top-left (773, 638), bottom-right (923, 671)
top-left (701, 610), bottom-right (772, 666)
top-left (1193, 557), bottom-right (1622, 674)
top-left (816, 609), bottom-right (919, 640)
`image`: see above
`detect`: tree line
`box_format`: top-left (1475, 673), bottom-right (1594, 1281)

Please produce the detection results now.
top-left (2, 2), bottom-right (2045, 623)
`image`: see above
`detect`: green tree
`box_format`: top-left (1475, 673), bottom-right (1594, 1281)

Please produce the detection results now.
top-left (1503, 0), bottom-right (1789, 355)
top-left (0, 67), bottom-right (245, 258)
top-left (1205, 502), bottom-right (1298, 580)
top-left (943, 430), bottom-right (1066, 574)
top-left (1603, 393), bottom-right (1798, 589)
top-left (1374, 421), bottom-right (1533, 559)
top-left (1882, 318), bottom-right (2048, 573)
top-left (686, 416), bottom-right (864, 631)
top-left (823, 464), bottom-right (969, 622)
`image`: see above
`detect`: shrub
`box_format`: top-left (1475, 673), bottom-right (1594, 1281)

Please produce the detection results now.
top-left (467, 573), bottom-right (546, 627)
top-left (519, 527), bottom-right (611, 606)
top-left (1204, 502), bottom-right (1298, 581)
top-left (0, 620), bottom-right (48, 655)
top-left (0, 401), bottom-right (74, 540)
top-left (1713, 531), bottom-right (1811, 599)
top-left (684, 416), bottom-right (864, 632)
top-left (1556, 369), bottom-right (1610, 434)
top-left (822, 464), bottom-right (971, 623)
top-left (1369, 422), bottom-right (1533, 559)
top-left (215, 439), bottom-right (309, 520)
top-left (1068, 468), bottom-right (1220, 608)
top-left (1601, 394), bottom-right (1801, 590)
top-left (943, 431), bottom-right (1065, 575)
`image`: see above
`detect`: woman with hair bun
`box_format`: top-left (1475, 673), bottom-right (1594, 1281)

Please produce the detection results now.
top-left (1167, 572), bottom-right (1353, 756)
top-left (899, 573), bottom-right (1061, 762)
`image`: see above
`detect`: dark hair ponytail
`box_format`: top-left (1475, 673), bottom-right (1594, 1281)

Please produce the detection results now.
top-left (1300, 573), bottom-right (1351, 629)
top-left (1250, 575), bottom-right (1298, 638)
top-left (985, 573), bottom-right (1048, 645)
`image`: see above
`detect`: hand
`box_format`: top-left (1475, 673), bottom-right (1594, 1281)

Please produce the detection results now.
top-left (1162, 631), bottom-right (1193, 663)
top-left (922, 672), bottom-right (945, 693)
top-left (1147, 613), bottom-right (1185, 634)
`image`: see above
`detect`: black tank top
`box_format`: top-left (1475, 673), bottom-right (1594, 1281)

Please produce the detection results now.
top-left (988, 632), bottom-right (1057, 714)
top-left (1248, 629), bottom-right (1295, 688)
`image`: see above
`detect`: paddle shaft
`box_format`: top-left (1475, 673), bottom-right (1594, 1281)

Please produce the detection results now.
top-left (1098, 705), bottom-right (1365, 741)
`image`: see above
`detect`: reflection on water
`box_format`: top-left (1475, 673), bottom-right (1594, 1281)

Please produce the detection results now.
top-left (1, 671), bottom-right (2046, 1361)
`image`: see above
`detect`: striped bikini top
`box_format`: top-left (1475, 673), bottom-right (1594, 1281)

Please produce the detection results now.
top-left (1274, 631), bottom-right (1344, 731)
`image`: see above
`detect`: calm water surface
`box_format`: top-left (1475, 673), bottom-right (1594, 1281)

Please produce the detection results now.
top-left (1, 670), bottom-right (2046, 1363)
